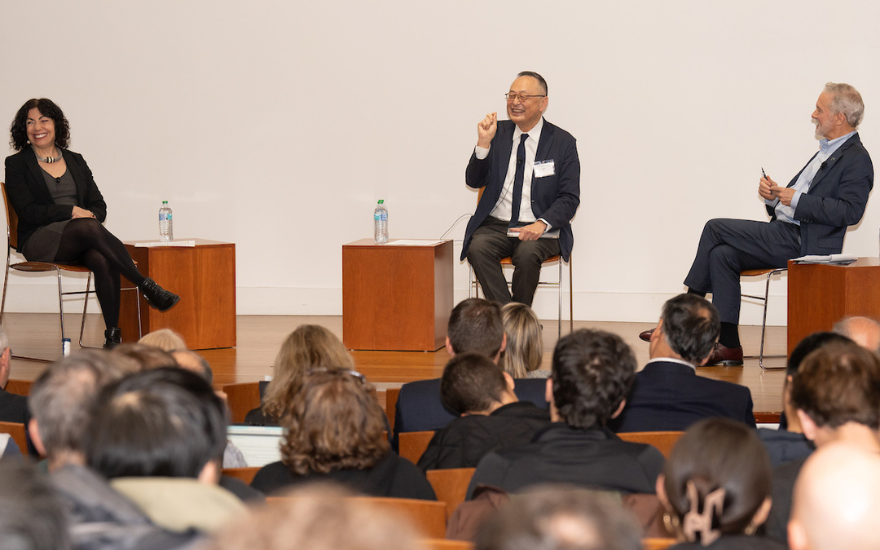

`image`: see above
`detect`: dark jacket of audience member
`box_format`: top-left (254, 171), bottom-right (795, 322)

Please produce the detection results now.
top-left (417, 353), bottom-right (550, 471)
top-left (0, 459), bottom-right (72, 550)
top-left (251, 368), bottom-right (435, 500)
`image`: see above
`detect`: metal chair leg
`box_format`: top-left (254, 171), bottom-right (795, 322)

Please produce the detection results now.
top-left (557, 260), bottom-right (562, 339)
top-left (78, 272), bottom-right (92, 348)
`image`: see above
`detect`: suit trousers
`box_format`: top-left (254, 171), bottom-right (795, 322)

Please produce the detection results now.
top-left (683, 218), bottom-right (800, 325)
top-left (467, 217), bottom-right (560, 305)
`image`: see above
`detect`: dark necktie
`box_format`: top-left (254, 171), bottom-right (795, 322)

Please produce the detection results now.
top-left (508, 133), bottom-right (529, 228)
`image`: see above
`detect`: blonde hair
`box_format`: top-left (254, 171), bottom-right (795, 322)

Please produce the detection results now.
top-left (138, 328), bottom-right (187, 352)
top-left (262, 325), bottom-right (354, 420)
top-left (500, 303), bottom-right (543, 378)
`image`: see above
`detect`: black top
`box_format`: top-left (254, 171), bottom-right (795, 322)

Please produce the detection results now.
top-left (764, 457), bottom-right (807, 545)
top-left (757, 428), bottom-right (814, 468)
top-left (466, 422), bottom-right (664, 499)
top-left (416, 401), bottom-right (550, 471)
top-left (0, 388), bottom-right (29, 424)
top-left (671, 535), bottom-right (787, 550)
top-left (251, 452), bottom-right (436, 500)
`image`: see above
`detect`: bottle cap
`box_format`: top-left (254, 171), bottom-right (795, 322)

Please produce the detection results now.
top-left (378, 200), bottom-right (384, 204)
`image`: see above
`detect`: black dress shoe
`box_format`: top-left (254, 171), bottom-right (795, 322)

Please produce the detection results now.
top-left (639, 328), bottom-right (656, 342)
top-left (139, 277), bottom-right (180, 311)
top-left (706, 343), bottom-right (744, 366)
top-left (103, 327), bottom-right (122, 349)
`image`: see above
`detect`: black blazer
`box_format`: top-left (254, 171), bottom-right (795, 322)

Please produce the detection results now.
top-left (4, 148), bottom-right (107, 251)
top-left (608, 360), bottom-right (756, 433)
top-left (461, 119), bottom-right (580, 261)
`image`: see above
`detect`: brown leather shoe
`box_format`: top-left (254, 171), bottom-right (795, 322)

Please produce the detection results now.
top-left (638, 328), bottom-right (656, 342)
top-left (706, 343), bottom-right (744, 366)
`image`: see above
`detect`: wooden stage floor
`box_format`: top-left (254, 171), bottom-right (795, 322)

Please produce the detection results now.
top-left (4, 313), bottom-right (787, 419)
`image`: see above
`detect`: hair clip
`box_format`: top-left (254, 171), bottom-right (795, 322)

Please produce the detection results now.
top-left (682, 480), bottom-right (725, 546)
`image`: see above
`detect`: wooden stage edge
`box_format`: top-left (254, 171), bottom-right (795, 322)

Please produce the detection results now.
top-left (5, 313), bottom-right (786, 421)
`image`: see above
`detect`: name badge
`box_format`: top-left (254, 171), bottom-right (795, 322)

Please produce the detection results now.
top-left (533, 160), bottom-right (555, 178)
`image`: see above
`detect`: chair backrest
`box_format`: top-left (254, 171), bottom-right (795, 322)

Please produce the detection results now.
top-left (426, 468), bottom-right (476, 519)
top-left (642, 537), bottom-right (678, 550)
top-left (267, 496), bottom-right (447, 539)
top-left (221, 466), bottom-right (261, 485)
top-left (399, 430), bottom-right (434, 464)
top-left (1, 182), bottom-right (19, 251)
top-left (385, 387), bottom-right (400, 431)
top-left (617, 431), bottom-right (684, 459)
top-left (423, 539), bottom-right (474, 550)
top-left (0, 421), bottom-right (28, 457)
top-left (222, 382), bottom-right (262, 424)
top-left (4, 379), bottom-right (33, 396)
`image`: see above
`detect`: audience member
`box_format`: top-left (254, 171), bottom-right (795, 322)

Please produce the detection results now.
top-left (475, 485), bottom-right (643, 550)
top-left (394, 298), bottom-right (549, 447)
top-left (757, 332), bottom-right (849, 466)
top-left (172, 349), bottom-right (213, 382)
top-left (764, 340), bottom-right (880, 544)
top-left (788, 442), bottom-right (880, 550)
top-left (0, 326), bottom-right (29, 425)
top-left (251, 368), bottom-right (436, 500)
top-left (245, 324), bottom-right (354, 426)
top-left (204, 484), bottom-right (425, 550)
top-left (110, 342), bottom-right (178, 371)
top-left (833, 315), bottom-right (880, 353)
top-left (500, 302), bottom-right (547, 378)
top-left (0, 459), bottom-right (70, 550)
top-left (27, 349), bottom-right (133, 470)
top-left (657, 418), bottom-right (783, 549)
top-left (81, 367), bottom-right (246, 534)
top-left (416, 353), bottom-right (549, 470)
top-left (467, 329), bottom-right (664, 497)
top-left (138, 327), bottom-right (187, 351)
top-left (610, 294), bottom-right (755, 433)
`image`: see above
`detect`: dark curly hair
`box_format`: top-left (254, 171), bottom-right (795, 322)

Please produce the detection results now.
top-left (9, 98), bottom-right (70, 151)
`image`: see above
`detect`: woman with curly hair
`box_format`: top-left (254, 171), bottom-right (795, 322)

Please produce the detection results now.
top-left (5, 98), bottom-right (178, 348)
top-left (250, 368), bottom-right (435, 500)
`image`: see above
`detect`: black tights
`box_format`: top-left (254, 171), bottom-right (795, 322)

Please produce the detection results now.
top-left (54, 218), bottom-right (146, 329)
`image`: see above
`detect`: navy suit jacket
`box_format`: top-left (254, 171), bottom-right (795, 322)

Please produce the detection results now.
top-left (392, 376), bottom-right (549, 450)
top-left (607, 360), bottom-right (756, 433)
top-left (767, 132), bottom-right (873, 256)
top-left (461, 119), bottom-right (580, 261)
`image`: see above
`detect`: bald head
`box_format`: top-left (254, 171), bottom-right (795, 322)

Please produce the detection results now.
top-left (789, 443), bottom-right (880, 550)
top-left (833, 317), bottom-right (880, 354)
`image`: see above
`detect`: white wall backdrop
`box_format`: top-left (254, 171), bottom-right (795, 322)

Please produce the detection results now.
top-left (2, 0), bottom-right (879, 325)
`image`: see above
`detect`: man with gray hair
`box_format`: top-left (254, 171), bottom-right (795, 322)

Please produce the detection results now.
top-left (643, 83), bottom-right (873, 366)
top-left (0, 325), bottom-right (29, 426)
top-left (833, 315), bottom-right (880, 353)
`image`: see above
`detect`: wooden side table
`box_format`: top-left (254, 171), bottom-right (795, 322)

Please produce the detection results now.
top-left (787, 257), bottom-right (880, 354)
top-left (342, 239), bottom-right (453, 351)
top-left (120, 239), bottom-right (236, 349)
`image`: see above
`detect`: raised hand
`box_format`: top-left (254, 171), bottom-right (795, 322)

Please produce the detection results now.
top-left (477, 112), bottom-right (497, 148)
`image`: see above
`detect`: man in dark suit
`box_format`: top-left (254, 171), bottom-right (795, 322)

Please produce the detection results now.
top-left (462, 71), bottom-right (580, 306)
top-left (644, 83), bottom-right (873, 366)
top-left (0, 326), bottom-right (28, 425)
top-left (611, 294), bottom-right (755, 433)
top-left (392, 299), bottom-right (548, 449)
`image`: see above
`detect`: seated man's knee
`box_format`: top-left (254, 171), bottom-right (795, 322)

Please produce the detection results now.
top-left (511, 243), bottom-right (546, 269)
top-left (708, 244), bottom-right (740, 269)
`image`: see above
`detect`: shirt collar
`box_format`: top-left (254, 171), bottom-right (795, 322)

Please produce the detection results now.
top-left (646, 357), bottom-right (697, 371)
top-left (513, 117), bottom-right (544, 145)
top-left (819, 130), bottom-right (856, 154)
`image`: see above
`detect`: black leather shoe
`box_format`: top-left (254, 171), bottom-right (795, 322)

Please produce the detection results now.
top-left (103, 327), bottom-right (122, 349)
top-left (139, 277), bottom-right (180, 311)
top-left (639, 328), bottom-right (656, 342)
top-left (706, 343), bottom-right (744, 366)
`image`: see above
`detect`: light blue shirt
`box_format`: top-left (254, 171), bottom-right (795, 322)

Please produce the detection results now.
top-left (768, 131), bottom-right (857, 225)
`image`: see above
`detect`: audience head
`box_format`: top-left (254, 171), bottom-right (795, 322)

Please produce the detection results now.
top-left (824, 82), bottom-right (864, 130)
top-left (205, 483), bottom-right (424, 550)
top-left (28, 349), bottom-right (133, 469)
top-left (110, 343), bottom-right (178, 371)
top-left (83, 367), bottom-right (227, 482)
top-left (172, 349), bottom-right (213, 384)
top-left (0, 325), bottom-right (10, 388)
top-left (500, 302), bottom-right (543, 378)
top-left (789, 340), bottom-right (880, 443)
top-left (475, 485), bottom-right (642, 550)
top-left (789, 442), bottom-right (880, 550)
top-left (550, 329), bottom-right (636, 428)
top-left (654, 294), bottom-right (720, 365)
top-left (281, 368), bottom-right (387, 475)
top-left (138, 328), bottom-right (187, 351)
top-left (446, 298), bottom-right (505, 360)
top-left (263, 325), bottom-right (354, 420)
top-left (832, 316), bottom-right (880, 353)
top-left (0, 459), bottom-right (70, 550)
top-left (10, 98), bottom-right (70, 150)
top-left (441, 352), bottom-right (515, 416)
top-left (787, 332), bottom-right (853, 377)
top-left (659, 418), bottom-right (772, 545)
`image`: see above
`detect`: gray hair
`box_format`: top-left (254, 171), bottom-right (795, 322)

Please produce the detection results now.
top-left (825, 82), bottom-right (864, 129)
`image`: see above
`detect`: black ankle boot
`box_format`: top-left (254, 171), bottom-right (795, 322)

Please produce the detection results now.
top-left (103, 327), bottom-right (122, 349)
top-left (139, 277), bottom-right (180, 311)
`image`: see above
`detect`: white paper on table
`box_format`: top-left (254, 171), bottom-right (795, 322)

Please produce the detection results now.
top-left (791, 253), bottom-right (858, 264)
top-left (384, 239), bottom-right (444, 246)
top-left (134, 240), bottom-right (197, 248)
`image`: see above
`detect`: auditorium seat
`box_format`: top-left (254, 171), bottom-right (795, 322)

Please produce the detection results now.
top-left (222, 466), bottom-right (260, 485)
top-left (617, 431), bottom-right (684, 458)
top-left (222, 382), bottom-right (261, 424)
top-left (399, 430), bottom-right (434, 464)
top-left (642, 538), bottom-right (677, 550)
top-left (426, 468), bottom-right (476, 519)
top-left (423, 539), bottom-right (474, 550)
top-left (0, 421), bottom-right (28, 458)
top-left (4, 379), bottom-right (32, 396)
top-left (385, 387), bottom-right (400, 431)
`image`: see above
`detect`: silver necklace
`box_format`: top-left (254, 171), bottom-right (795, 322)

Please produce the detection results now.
top-left (34, 147), bottom-right (62, 164)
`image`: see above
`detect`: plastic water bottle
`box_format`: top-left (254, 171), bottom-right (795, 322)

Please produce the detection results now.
top-left (159, 201), bottom-right (173, 242)
top-left (374, 200), bottom-right (388, 244)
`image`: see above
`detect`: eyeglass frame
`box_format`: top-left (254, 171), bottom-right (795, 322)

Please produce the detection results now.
top-left (504, 92), bottom-right (547, 102)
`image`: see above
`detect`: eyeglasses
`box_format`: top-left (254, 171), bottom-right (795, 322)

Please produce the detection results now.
top-left (505, 93), bottom-right (546, 102)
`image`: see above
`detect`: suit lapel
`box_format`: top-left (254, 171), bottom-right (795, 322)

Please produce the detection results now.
top-left (531, 120), bottom-right (555, 191)
top-left (22, 149), bottom-right (54, 203)
top-left (808, 133), bottom-right (860, 192)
